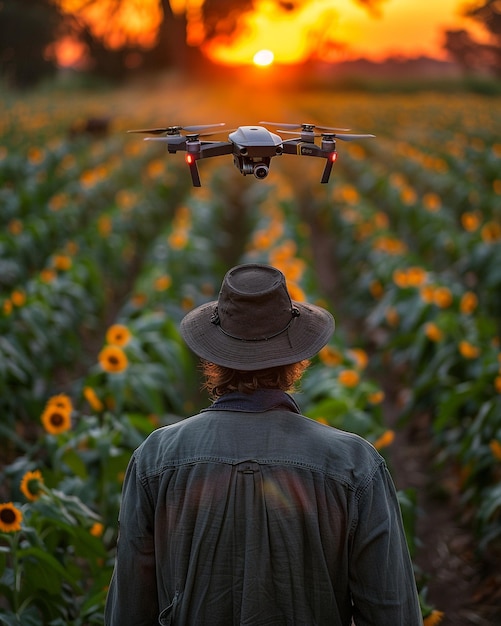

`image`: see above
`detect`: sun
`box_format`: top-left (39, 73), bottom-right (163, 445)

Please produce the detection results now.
top-left (253, 49), bottom-right (274, 67)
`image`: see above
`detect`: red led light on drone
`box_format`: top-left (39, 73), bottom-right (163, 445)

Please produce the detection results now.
top-left (185, 154), bottom-right (195, 165)
top-left (330, 152), bottom-right (338, 162)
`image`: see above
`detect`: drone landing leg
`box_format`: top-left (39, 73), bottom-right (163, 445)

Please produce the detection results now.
top-left (320, 159), bottom-right (334, 184)
top-left (188, 162), bottom-right (201, 187)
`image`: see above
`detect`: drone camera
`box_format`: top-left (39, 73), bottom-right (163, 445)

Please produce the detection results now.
top-left (253, 163), bottom-right (269, 180)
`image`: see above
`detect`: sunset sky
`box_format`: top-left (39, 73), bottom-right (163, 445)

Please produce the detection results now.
top-left (56, 0), bottom-right (484, 68)
top-left (204, 0), bottom-right (480, 65)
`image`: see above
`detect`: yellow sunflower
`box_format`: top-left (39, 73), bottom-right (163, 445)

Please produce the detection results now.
top-left (47, 393), bottom-right (73, 412)
top-left (90, 522), bottom-right (104, 537)
top-left (0, 502), bottom-right (23, 533)
top-left (20, 470), bottom-right (45, 501)
top-left (83, 386), bottom-right (104, 412)
top-left (373, 430), bottom-right (395, 451)
top-left (41, 404), bottom-right (72, 435)
top-left (105, 324), bottom-right (131, 347)
top-left (423, 610), bottom-right (444, 626)
top-left (338, 369), bottom-right (360, 388)
top-left (98, 345), bottom-right (129, 373)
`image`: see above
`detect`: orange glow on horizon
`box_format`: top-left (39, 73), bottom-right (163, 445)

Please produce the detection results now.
top-left (55, 0), bottom-right (488, 69)
top-left (203, 0), bottom-right (480, 66)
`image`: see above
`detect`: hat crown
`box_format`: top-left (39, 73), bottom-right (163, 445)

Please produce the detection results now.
top-left (216, 265), bottom-right (295, 341)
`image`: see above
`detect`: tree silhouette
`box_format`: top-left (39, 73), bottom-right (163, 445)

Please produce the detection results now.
top-left (444, 0), bottom-right (501, 77)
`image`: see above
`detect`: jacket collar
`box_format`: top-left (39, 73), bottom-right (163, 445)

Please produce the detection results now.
top-left (202, 389), bottom-right (301, 414)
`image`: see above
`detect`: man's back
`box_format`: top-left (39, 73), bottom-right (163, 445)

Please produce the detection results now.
top-left (105, 407), bottom-right (422, 625)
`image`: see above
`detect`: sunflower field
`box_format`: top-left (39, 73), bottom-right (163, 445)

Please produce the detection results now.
top-left (1, 76), bottom-right (500, 625)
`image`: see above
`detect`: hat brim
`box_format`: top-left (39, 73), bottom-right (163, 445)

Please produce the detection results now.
top-left (180, 299), bottom-right (335, 370)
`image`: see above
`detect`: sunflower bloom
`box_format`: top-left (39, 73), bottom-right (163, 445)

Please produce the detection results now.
top-left (3, 300), bottom-right (13, 315)
top-left (106, 324), bottom-right (131, 347)
top-left (83, 386), bottom-right (104, 412)
top-left (47, 393), bottom-right (73, 412)
top-left (392, 269), bottom-right (409, 288)
top-left (338, 369), bottom-right (360, 388)
top-left (460, 291), bottom-right (478, 315)
top-left (286, 282), bottom-right (306, 302)
top-left (385, 307), bottom-right (399, 327)
top-left (425, 322), bottom-right (443, 342)
top-left (40, 268), bottom-right (56, 283)
top-left (495, 376), bottom-right (501, 394)
top-left (20, 470), bottom-right (45, 501)
top-left (490, 440), bottom-right (501, 461)
top-left (53, 255), bottom-right (72, 271)
top-left (373, 430), bottom-right (395, 450)
top-left (168, 229), bottom-right (189, 250)
top-left (423, 610), bottom-right (445, 626)
top-left (459, 340), bottom-right (480, 359)
top-left (154, 275), bottom-right (172, 291)
top-left (368, 390), bottom-right (385, 405)
top-left (481, 221), bottom-right (501, 243)
top-left (90, 522), bottom-right (104, 537)
top-left (11, 290), bottom-right (26, 307)
top-left (369, 280), bottom-right (384, 299)
top-left (461, 211), bottom-right (481, 232)
top-left (319, 345), bottom-right (343, 367)
top-left (423, 192), bottom-right (441, 212)
top-left (0, 502), bottom-right (23, 533)
top-left (407, 266), bottom-right (427, 287)
top-left (8, 219), bottom-right (23, 235)
top-left (99, 345), bottom-right (129, 373)
top-left (98, 216), bottom-right (112, 237)
top-left (420, 285), bottom-right (435, 304)
top-left (433, 286), bottom-right (453, 309)
top-left (348, 348), bottom-right (369, 370)
top-left (41, 405), bottom-right (72, 435)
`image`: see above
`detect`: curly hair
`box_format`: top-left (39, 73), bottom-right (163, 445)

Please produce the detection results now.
top-left (201, 360), bottom-right (310, 399)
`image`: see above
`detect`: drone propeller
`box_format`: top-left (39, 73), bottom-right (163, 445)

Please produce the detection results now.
top-left (127, 123), bottom-right (226, 136)
top-left (331, 133), bottom-right (376, 141)
top-left (259, 121), bottom-right (351, 133)
top-left (279, 130), bottom-right (375, 141)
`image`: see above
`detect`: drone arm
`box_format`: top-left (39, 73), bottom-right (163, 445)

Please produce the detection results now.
top-left (198, 142), bottom-right (234, 158)
top-left (281, 141), bottom-right (329, 158)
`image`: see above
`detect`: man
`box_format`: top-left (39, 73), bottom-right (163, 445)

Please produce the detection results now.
top-left (105, 263), bottom-right (422, 625)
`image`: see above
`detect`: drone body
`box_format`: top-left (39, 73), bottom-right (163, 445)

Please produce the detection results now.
top-left (127, 122), bottom-right (375, 187)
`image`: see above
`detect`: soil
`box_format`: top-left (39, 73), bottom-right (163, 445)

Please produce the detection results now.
top-left (389, 407), bottom-right (501, 626)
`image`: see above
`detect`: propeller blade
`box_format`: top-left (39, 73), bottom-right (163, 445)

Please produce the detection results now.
top-left (144, 136), bottom-right (186, 145)
top-left (127, 128), bottom-right (177, 135)
top-left (278, 129), bottom-right (314, 137)
top-left (184, 123), bottom-right (226, 132)
top-left (127, 123), bottom-right (226, 136)
top-left (279, 130), bottom-right (375, 141)
top-left (334, 133), bottom-right (376, 141)
top-left (260, 121), bottom-right (351, 132)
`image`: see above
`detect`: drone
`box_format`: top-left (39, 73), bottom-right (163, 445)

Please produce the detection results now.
top-left (127, 121), bottom-right (375, 187)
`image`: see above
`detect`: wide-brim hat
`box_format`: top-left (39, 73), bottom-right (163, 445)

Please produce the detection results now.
top-left (180, 263), bottom-right (334, 370)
